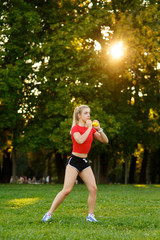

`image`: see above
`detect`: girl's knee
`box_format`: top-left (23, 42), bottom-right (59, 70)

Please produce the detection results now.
top-left (93, 185), bottom-right (97, 193)
top-left (90, 185), bottom-right (97, 194)
top-left (62, 188), bottom-right (72, 197)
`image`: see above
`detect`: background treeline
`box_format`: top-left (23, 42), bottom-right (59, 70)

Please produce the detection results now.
top-left (0, 0), bottom-right (159, 184)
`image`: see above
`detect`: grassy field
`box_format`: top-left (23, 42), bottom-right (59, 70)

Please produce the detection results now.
top-left (0, 184), bottom-right (160, 240)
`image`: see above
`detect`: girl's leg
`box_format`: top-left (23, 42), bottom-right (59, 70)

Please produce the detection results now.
top-left (79, 167), bottom-right (97, 214)
top-left (49, 165), bottom-right (78, 215)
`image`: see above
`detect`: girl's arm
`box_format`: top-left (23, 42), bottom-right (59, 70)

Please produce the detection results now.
top-left (73, 120), bottom-right (92, 144)
top-left (94, 131), bottom-right (109, 144)
top-left (93, 120), bottom-right (109, 144)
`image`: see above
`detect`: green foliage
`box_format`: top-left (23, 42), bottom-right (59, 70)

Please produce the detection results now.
top-left (0, 0), bottom-right (42, 149)
top-left (0, 0), bottom-right (159, 182)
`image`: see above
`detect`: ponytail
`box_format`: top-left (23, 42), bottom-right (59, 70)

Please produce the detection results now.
top-left (71, 105), bottom-right (89, 128)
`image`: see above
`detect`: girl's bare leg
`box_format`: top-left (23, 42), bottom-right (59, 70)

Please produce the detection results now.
top-left (49, 165), bottom-right (78, 215)
top-left (79, 167), bottom-right (97, 214)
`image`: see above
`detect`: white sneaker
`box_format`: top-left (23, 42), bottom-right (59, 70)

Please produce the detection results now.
top-left (42, 212), bottom-right (52, 222)
top-left (86, 213), bottom-right (98, 222)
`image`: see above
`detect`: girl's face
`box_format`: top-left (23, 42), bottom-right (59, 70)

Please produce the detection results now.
top-left (79, 107), bottom-right (90, 123)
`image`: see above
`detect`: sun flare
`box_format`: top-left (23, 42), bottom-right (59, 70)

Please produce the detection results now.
top-left (110, 41), bottom-right (124, 59)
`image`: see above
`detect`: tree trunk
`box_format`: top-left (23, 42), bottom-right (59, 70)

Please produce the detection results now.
top-left (99, 153), bottom-right (109, 184)
top-left (146, 152), bottom-right (151, 184)
top-left (45, 158), bottom-right (49, 177)
top-left (55, 153), bottom-right (66, 183)
top-left (129, 155), bottom-right (137, 184)
top-left (150, 148), bottom-right (160, 183)
top-left (97, 155), bottom-right (100, 184)
top-left (12, 149), bottom-right (16, 183)
top-left (122, 163), bottom-right (125, 184)
top-left (139, 147), bottom-right (148, 184)
top-left (111, 157), bottom-right (117, 184)
top-left (92, 154), bottom-right (100, 184)
top-left (124, 157), bottom-right (128, 184)
top-left (45, 153), bottom-right (54, 183)
top-left (0, 149), bottom-right (12, 183)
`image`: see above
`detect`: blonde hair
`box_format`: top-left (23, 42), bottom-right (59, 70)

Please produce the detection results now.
top-left (71, 105), bottom-right (90, 128)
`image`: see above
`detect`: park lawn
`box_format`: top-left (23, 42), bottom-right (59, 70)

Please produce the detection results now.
top-left (0, 184), bottom-right (160, 240)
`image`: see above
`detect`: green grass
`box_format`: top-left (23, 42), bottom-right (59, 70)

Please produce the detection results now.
top-left (0, 184), bottom-right (160, 240)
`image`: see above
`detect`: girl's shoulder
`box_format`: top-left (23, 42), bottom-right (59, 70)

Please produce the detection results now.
top-left (72, 125), bottom-right (79, 130)
top-left (71, 125), bottom-right (79, 134)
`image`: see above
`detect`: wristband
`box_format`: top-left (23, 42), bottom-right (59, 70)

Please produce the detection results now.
top-left (98, 128), bottom-right (103, 133)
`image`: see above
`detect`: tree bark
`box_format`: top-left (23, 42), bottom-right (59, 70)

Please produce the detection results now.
top-left (55, 153), bottom-right (66, 184)
top-left (150, 148), bottom-right (160, 183)
top-left (139, 147), bottom-right (149, 184)
top-left (0, 149), bottom-right (12, 183)
top-left (146, 151), bottom-right (151, 184)
top-left (12, 149), bottom-right (16, 183)
top-left (129, 155), bottom-right (137, 184)
top-left (125, 157), bottom-right (128, 184)
top-left (99, 153), bottom-right (109, 184)
top-left (92, 154), bottom-right (100, 184)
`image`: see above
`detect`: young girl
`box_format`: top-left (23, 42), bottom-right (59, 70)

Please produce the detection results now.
top-left (42, 105), bottom-right (109, 222)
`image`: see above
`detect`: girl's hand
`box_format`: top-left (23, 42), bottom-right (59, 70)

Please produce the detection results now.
top-left (92, 120), bottom-right (101, 131)
top-left (86, 120), bottom-right (92, 128)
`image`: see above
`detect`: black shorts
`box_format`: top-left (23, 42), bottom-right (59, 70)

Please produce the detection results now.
top-left (67, 154), bottom-right (90, 173)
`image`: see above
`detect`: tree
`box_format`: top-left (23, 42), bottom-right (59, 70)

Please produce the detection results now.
top-left (1, 0), bottom-right (159, 184)
top-left (22, 0), bottom-right (120, 182)
top-left (113, 2), bottom-right (160, 183)
top-left (0, 0), bottom-right (42, 182)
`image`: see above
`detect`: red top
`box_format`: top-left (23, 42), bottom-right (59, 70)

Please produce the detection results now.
top-left (71, 125), bottom-right (97, 154)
